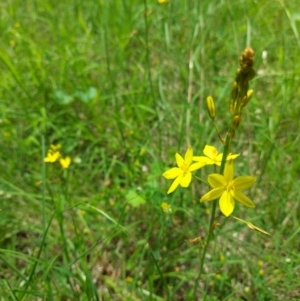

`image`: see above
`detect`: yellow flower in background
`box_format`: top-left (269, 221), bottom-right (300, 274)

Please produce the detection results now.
top-left (44, 144), bottom-right (61, 163)
top-left (44, 150), bottom-right (60, 163)
top-left (44, 144), bottom-right (71, 169)
top-left (193, 145), bottom-right (239, 167)
top-left (59, 157), bottom-right (71, 169)
top-left (161, 202), bottom-right (172, 213)
top-left (158, 0), bottom-right (168, 3)
top-left (49, 144), bottom-right (61, 151)
top-left (162, 146), bottom-right (205, 194)
top-left (200, 160), bottom-right (255, 216)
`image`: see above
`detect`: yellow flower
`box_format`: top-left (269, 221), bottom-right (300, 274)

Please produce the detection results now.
top-left (158, 0), bottom-right (168, 3)
top-left (193, 145), bottom-right (239, 166)
top-left (59, 156), bottom-right (71, 169)
top-left (162, 146), bottom-right (204, 194)
top-left (44, 144), bottom-right (71, 169)
top-left (161, 202), bottom-right (172, 213)
top-left (200, 160), bottom-right (255, 216)
top-left (44, 150), bottom-right (60, 163)
top-left (50, 144), bottom-right (61, 152)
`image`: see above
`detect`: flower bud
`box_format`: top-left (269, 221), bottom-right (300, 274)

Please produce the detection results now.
top-left (241, 89), bottom-right (254, 108)
top-left (231, 115), bottom-right (241, 129)
top-left (231, 82), bottom-right (239, 100)
top-left (247, 89), bottom-right (254, 100)
top-left (206, 96), bottom-right (216, 119)
top-left (245, 68), bottom-right (256, 81)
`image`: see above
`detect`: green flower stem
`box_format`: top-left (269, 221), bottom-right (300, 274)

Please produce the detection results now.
top-left (193, 175), bottom-right (208, 186)
top-left (219, 129), bottom-right (233, 174)
top-left (213, 120), bottom-right (224, 145)
top-left (194, 128), bottom-right (233, 297)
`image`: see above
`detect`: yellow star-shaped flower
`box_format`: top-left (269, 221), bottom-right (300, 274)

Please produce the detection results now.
top-left (162, 146), bottom-right (205, 194)
top-left (193, 145), bottom-right (239, 166)
top-left (200, 159), bottom-right (256, 216)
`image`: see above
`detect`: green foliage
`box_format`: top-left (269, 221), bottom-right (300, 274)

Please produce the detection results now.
top-left (0, 0), bottom-right (300, 300)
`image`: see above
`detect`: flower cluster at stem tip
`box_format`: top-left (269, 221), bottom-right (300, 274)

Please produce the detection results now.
top-left (162, 145), bottom-right (255, 217)
top-left (44, 144), bottom-right (71, 169)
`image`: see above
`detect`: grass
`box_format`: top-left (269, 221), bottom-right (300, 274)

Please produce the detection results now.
top-left (0, 0), bottom-right (300, 300)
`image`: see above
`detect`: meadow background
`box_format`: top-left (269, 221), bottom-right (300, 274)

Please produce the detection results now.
top-left (0, 0), bottom-right (300, 300)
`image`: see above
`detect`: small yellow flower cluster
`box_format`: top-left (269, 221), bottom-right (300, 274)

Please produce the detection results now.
top-left (163, 145), bottom-right (256, 217)
top-left (161, 202), bottom-right (172, 213)
top-left (44, 144), bottom-right (71, 169)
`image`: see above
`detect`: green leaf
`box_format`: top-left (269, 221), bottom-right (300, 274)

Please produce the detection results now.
top-left (75, 87), bottom-right (98, 103)
top-left (125, 190), bottom-right (146, 207)
top-left (52, 90), bottom-right (74, 105)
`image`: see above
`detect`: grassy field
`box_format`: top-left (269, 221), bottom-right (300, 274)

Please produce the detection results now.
top-left (1, 0), bottom-right (300, 300)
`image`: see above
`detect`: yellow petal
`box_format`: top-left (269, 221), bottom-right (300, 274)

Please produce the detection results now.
top-left (234, 176), bottom-right (256, 190)
top-left (215, 153), bottom-right (223, 165)
top-left (232, 190), bottom-right (255, 208)
top-left (189, 161), bottom-right (206, 172)
top-left (167, 175), bottom-right (182, 194)
top-left (203, 145), bottom-right (218, 160)
top-left (193, 156), bottom-right (207, 162)
top-left (44, 154), bottom-right (52, 162)
top-left (200, 187), bottom-right (224, 202)
top-left (179, 172), bottom-right (192, 187)
top-left (219, 190), bottom-right (235, 216)
top-left (163, 167), bottom-right (182, 179)
top-left (175, 153), bottom-right (184, 167)
top-left (193, 156), bottom-right (215, 165)
top-left (50, 144), bottom-right (61, 151)
top-left (44, 151), bottom-right (60, 163)
top-left (208, 174), bottom-right (227, 188)
top-left (184, 146), bottom-right (193, 166)
top-left (224, 159), bottom-right (234, 181)
top-left (227, 153), bottom-right (240, 160)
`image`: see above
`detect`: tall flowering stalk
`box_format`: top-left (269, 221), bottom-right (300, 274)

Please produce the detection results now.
top-left (198, 48), bottom-right (265, 281)
top-left (162, 48), bottom-right (269, 292)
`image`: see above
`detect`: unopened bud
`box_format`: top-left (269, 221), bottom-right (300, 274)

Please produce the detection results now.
top-left (206, 96), bottom-right (216, 119)
top-left (231, 115), bottom-right (241, 129)
top-left (245, 68), bottom-right (256, 81)
top-left (230, 104), bottom-right (234, 115)
top-left (247, 89), bottom-right (254, 100)
top-left (239, 47), bottom-right (255, 73)
top-left (241, 89), bottom-right (254, 108)
top-left (231, 82), bottom-right (239, 100)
